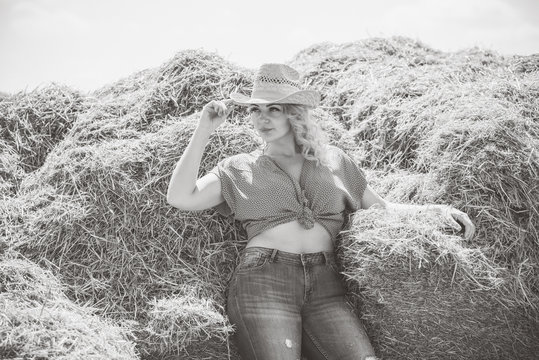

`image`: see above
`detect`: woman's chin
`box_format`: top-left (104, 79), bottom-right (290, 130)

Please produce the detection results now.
top-left (258, 132), bottom-right (274, 141)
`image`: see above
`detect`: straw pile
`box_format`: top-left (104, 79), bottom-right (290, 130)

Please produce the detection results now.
top-left (289, 37), bottom-right (539, 359)
top-left (6, 118), bottom-right (253, 358)
top-left (291, 38), bottom-right (539, 294)
top-left (338, 206), bottom-right (538, 359)
top-left (1, 50), bottom-right (258, 359)
top-left (0, 254), bottom-right (137, 358)
top-left (144, 286), bottom-right (234, 357)
top-left (1, 38), bottom-right (538, 359)
top-left (0, 139), bottom-right (25, 197)
top-left (0, 84), bottom-right (86, 196)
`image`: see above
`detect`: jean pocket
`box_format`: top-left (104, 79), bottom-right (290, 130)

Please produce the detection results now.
top-left (236, 253), bottom-right (269, 274)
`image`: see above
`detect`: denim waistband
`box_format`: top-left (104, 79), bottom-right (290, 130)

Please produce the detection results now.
top-left (242, 246), bottom-right (335, 266)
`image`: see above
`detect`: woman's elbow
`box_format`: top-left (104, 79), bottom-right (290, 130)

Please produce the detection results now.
top-left (360, 186), bottom-right (389, 209)
top-left (166, 186), bottom-right (194, 210)
top-left (361, 198), bottom-right (389, 210)
top-left (166, 198), bottom-right (182, 210)
top-left (166, 195), bottom-right (191, 211)
top-left (167, 194), bottom-right (209, 211)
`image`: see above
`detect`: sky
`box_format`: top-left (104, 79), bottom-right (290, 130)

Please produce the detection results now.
top-left (1, 0), bottom-right (538, 94)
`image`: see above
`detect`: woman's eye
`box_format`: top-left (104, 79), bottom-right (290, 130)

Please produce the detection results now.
top-left (269, 107), bottom-right (280, 112)
top-left (248, 108), bottom-right (259, 113)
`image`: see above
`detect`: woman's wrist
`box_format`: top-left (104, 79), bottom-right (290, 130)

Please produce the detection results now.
top-left (193, 125), bottom-right (213, 140)
top-left (425, 204), bottom-right (450, 215)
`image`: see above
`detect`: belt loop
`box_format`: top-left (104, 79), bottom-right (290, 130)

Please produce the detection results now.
top-left (323, 251), bottom-right (331, 264)
top-left (270, 249), bottom-right (278, 263)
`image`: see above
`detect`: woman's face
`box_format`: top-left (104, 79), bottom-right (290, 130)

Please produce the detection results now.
top-left (248, 103), bottom-right (292, 142)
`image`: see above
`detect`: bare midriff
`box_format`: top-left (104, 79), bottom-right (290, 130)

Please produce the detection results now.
top-left (246, 220), bottom-right (334, 254)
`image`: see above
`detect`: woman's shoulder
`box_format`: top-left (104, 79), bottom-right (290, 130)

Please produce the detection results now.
top-left (325, 144), bottom-right (345, 155)
top-left (324, 144), bottom-right (349, 163)
top-left (217, 150), bottom-right (262, 170)
top-left (224, 149), bottom-right (262, 162)
top-left (320, 145), bottom-right (363, 174)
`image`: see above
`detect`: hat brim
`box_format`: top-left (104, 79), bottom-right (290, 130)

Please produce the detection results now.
top-left (230, 90), bottom-right (320, 108)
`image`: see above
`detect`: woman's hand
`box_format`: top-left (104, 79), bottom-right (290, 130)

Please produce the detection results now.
top-left (198, 100), bottom-right (234, 133)
top-left (439, 205), bottom-right (476, 240)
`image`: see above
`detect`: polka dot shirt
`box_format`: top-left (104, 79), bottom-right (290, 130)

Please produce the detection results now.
top-left (209, 145), bottom-right (368, 241)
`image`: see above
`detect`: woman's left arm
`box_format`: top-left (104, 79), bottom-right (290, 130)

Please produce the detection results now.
top-left (360, 185), bottom-right (476, 240)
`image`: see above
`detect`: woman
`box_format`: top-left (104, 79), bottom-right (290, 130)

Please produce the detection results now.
top-left (167, 64), bottom-right (475, 360)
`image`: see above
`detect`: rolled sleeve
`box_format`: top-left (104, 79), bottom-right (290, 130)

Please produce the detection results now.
top-left (340, 151), bottom-right (368, 211)
top-left (209, 162), bottom-right (234, 216)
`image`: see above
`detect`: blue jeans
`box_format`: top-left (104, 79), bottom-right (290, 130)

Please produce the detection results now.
top-left (227, 247), bottom-right (376, 360)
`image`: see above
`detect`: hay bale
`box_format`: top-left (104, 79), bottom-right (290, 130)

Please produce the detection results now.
top-left (93, 68), bottom-right (156, 99)
top-left (0, 256), bottom-right (138, 359)
top-left (492, 76), bottom-right (539, 121)
top-left (0, 84), bottom-right (87, 175)
top-left (290, 38), bottom-right (513, 156)
top-left (2, 50), bottom-right (262, 358)
top-left (511, 54), bottom-right (539, 74)
top-left (291, 38), bottom-right (539, 311)
top-left (363, 168), bottom-right (446, 205)
top-left (12, 115), bottom-right (255, 312)
top-left (0, 140), bottom-right (25, 197)
top-left (415, 110), bottom-right (539, 307)
top-left (342, 70), bottom-right (518, 170)
top-left (65, 50), bottom-right (253, 149)
top-left (143, 50), bottom-right (253, 122)
top-left (292, 37), bottom-right (442, 73)
top-left (338, 208), bottom-right (539, 360)
top-left (143, 286), bottom-right (235, 358)
top-left (5, 111), bottom-right (256, 357)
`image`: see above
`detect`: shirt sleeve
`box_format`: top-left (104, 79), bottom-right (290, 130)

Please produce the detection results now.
top-left (339, 150), bottom-right (368, 211)
top-left (208, 160), bottom-right (234, 216)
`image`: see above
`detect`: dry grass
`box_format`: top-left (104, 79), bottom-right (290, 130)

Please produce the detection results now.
top-left (338, 208), bottom-right (539, 359)
top-left (0, 84), bottom-right (87, 196)
top-left (0, 37), bottom-right (538, 359)
top-left (0, 139), bottom-right (25, 197)
top-left (290, 37), bottom-right (539, 312)
top-left (1, 50), bottom-right (259, 359)
top-left (0, 254), bottom-right (137, 359)
top-left (144, 286), bottom-right (234, 356)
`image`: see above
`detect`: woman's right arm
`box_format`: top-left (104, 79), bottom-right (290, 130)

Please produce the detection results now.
top-left (166, 100), bottom-right (232, 211)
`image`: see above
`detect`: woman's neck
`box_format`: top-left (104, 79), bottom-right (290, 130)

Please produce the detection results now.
top-left (264, 133), bottom-right (300, 158)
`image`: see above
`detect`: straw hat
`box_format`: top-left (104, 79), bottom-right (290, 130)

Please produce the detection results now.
top-left (230, 63), bottom-right (320, 108)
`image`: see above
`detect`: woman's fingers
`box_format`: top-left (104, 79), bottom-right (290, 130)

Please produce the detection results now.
top-left (448, 209), bottom-right (476, 240)
top-left (206, 100), bottom-right (234, 118)
top-left (203, 101), bottom-right (216, 115)
top-left (446, 214), bottom-right (462, 231)
top-left (461, 214), bottom-right (476, 240)
top-left (211, 101), bottom-right (223, 116)
top-left (218, 100), bottom-right (235, 117)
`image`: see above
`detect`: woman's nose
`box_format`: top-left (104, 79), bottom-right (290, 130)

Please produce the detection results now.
top-left (258, 112), bottom-right (270, 122)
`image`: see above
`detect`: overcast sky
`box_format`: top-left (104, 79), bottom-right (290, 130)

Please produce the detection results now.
top-left (1, 0), bottom-right (538, 93)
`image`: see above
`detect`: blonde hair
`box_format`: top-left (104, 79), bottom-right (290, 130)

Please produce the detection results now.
top-left (281, 104), bottom-right (329, 166)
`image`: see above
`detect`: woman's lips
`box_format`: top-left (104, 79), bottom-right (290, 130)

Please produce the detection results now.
top-left (259, 128), bottom-right (273, 133)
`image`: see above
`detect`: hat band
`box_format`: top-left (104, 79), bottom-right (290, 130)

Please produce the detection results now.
top-left (251, 89), bottom-right (295, 101)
